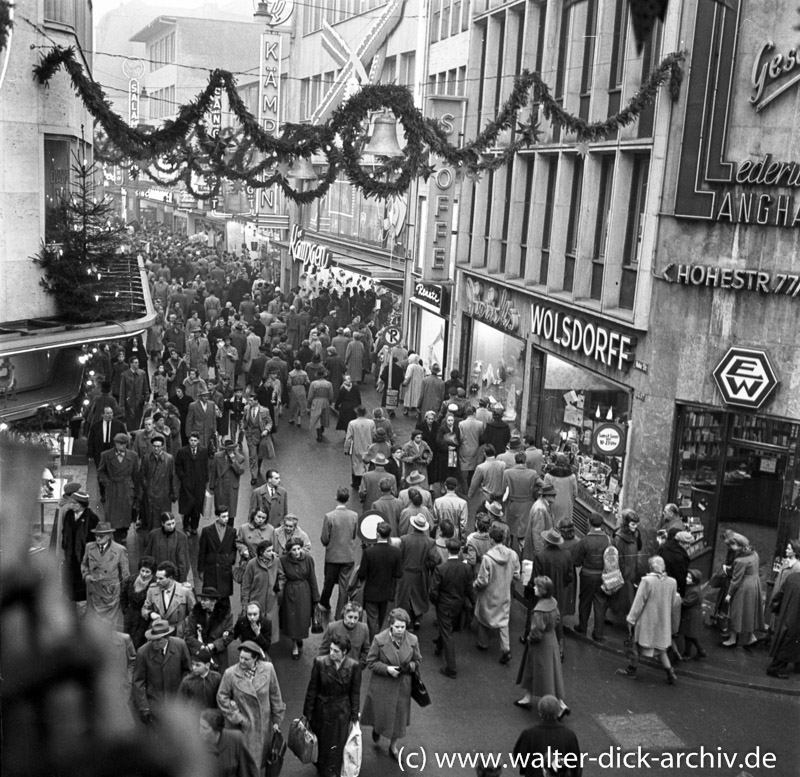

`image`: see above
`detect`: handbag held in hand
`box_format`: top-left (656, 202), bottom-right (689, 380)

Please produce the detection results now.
top-left (410, 668), bottom-right (431, 707)
top-left (288, 716), bottom-right (318, 764)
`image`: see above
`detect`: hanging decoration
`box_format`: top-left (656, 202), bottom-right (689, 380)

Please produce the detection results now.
top-left (0, 1), bottom-right (12, 55)
top-left (33, 46), bottom-right (685, 203)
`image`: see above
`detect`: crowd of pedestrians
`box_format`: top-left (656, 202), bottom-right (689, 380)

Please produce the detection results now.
top-left (45, 223), bottom-right (799, 777)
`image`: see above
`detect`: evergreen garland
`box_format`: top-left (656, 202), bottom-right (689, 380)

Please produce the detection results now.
top-left (34, 46), bottom-right (685, 202)
top-left (0, 1), bottom-right (12, 56)
top-left (33, 155), bottom-right (133, 323)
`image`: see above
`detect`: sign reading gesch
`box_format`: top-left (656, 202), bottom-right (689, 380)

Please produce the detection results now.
top-left (592, 423), bottom-right (626, 457)
top-left (712, 346), bottom-right (779, 410)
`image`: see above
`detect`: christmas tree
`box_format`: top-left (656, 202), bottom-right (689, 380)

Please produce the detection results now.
top-left (34, 154), bottom-right (130, 323)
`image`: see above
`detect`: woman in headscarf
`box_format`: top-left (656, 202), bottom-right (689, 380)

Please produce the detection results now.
top-left (345, 332), bottom-right (367, 384)
top-left (121, 555), bottom-right (156, 649)
top-left (279, 537), bottom-right (321, 659)
top-left (287, 360), bottom-right (310, 427)
top-left (434, 414), bottom-right (461, 489)
top-left (334, 373), bottom-right (362, 433)
top-left (240, 540), bottom-right (284, 645)
top-left (720, 533), bottom-right (765, 649)
top-left (401, 354), bottom-right (425, 418)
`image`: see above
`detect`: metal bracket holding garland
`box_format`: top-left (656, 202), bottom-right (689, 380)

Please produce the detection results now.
top-left (32, 46), bottom-right (685, 203)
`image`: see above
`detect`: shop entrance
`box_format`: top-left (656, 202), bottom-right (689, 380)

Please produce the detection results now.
top-left (671, 406), bottom-right (800, 584)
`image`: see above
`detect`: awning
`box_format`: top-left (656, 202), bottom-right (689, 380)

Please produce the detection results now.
top-left (0, 257), bottom-right (156, 359)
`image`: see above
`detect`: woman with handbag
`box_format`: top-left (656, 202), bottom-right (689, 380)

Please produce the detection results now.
top-left (434, 414), bottom-right (461, 490)
top-left (303, 633), bottom-right (362, 776)
top-left (235, 509), bottom-right (275, 583)
top-left (361, 608), bottom-right (421, 760)
top-left (240, 541), bottom-right (284, 645)
top-left (515, 577), bottom-right (570, 718)
top-left (279, 538), bottom-right (321, 660)
top-left (720, 533), bottom-right (765, 649)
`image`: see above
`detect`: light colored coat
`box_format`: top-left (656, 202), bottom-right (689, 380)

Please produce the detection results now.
top-left (81, 540), bottom-right (130, 630)
top-left (217, 661), bottom-right (286, 767)
top-left (345, 417), bottom-right (376, 477)
top-left (402, 361), bottom-right (425, 409)
top-left (458, 417), bottom-right (485, 471)
top-left (361, 629), bottom-right (421, 739)
top-left (627, 572), bottom-right (682, 650)
top-left (321, 506), bottom-right (359, 563)
top-left (141, 581), bottom-right (196, 638)
top-left (728, 550), bottom-right (765, 634)
top-left (474, 543), bottom-right (521, 629)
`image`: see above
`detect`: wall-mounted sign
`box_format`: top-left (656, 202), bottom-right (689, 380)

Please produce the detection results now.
top-left (260, 0), bottom-right (295, 27)
top-left (412, 281), bottom-right (448, 314)
top-left (530, 304), bottom-right (636, 371)
top-left (257, 31), bottom-right (282, 216)
top-left (141, 188), bottom-right (173, 203)
top-left (592, 423), bottom-right (626, 457)
top-left (209, 87), bottom-right (223, 138)
top-left (465, 277), bottom-right (520, 333)
top-left (675, 0), bottom-right (800, 228)
top-left (129, 78), bottom-right (140, 125)
top-left (712, 346), bottom-right (779, 409)
top-left (660, 262), bottom-right (800, 296)
top-left (289, 224), bottom-right (330, 271)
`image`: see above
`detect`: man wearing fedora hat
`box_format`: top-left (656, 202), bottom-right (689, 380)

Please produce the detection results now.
top-left (498, 435), bottom-right (523, 470)
top-left (81, 521), bottom-right (129, 629)
top-left (502, 451), bottom-right (540, 552)
top-left (359, 452), bottom-right (396, 507)
top-left (484, 500), bottom-right (510, 544)
top-left (418, 363), bottom-right (445, 417)
top-left (60, 487), bottom-right (99, 609)
top-left (529, 528), bottom-right (573, 656)
top-left (399, 470), bottom-right (433, 510)
top-left (97, 432), bottom-right (140, 546)
top-left (186, 386), bottom-right (219, 453)
top-left (395, 514), bottom-right (440, 631)
top-left (132, 618), bottom-right (192, 725)
top-left (523, 483), bottom-right (558, 558)
top-left (400, 429), bottom-right (433, 488)
top-left (209, 439), bottom-right (245, 524)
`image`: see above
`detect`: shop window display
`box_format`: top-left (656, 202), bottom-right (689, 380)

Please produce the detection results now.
top-left (467, 320), bottom-right (525, 424)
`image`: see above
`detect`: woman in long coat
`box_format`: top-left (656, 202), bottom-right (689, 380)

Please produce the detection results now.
top-left (303, 634), bottom-right (362, 777)
top-left (279, 539), bottom-right (321, 658)
top-left (361, 608), bottom-right (421, 757)
top-left (721, 533), bottom-right (765, 647)
top-left (543, 454), bottom-right (578, 525)
top-left (325, 347), bottom-right (346, 396)
top-left (612, 510), bottom-right (644, 616)
top-left (344, 333), bottom-right (367, 383)
top-left (334, 374), bottom-right (361, 432)
top-left (198, 509), bottom-right (238, 597)
top-left (378, 357), bottom-right (404, 411)
top-left (121, 556), bottom-right (156, 649)
top-left (516, 577), bottom-right (568, 715)
top-left (307, 369), bottom-right (335, 441)
top-left (185, 587), bottom-right (235, 672)
top-left (240, 540), bottom-right (284, 644)
top-left (402, 355), bottom-right (425, 417)
top-left (217, 642), bottom-right (285, 770)
top-left (287, 361), bottom-right (310, 427)
top-left (767, 572), bottom-right (800, 678)
top-left (208, 442), bottom-right (246, 524)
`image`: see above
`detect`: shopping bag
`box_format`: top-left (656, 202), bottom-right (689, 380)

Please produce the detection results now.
top-left (288, 716), bottom-right (318, 764)
top-left (410, 669), bottom-right (431, 707)
top-left (340, 721), bottom-right (362, 777)
top-left (385, 389), bottom-right (399, 409)
top-left (264, 727), bottom-right (287, 777)
top-left (311, 604), bottom-right (324, 634)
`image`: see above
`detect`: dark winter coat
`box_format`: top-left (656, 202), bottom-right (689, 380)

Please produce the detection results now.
top-left (279, 553), bottom-right (320, 640)
top-left (657, 538), bottom-right (690, 596)
top-left (120, 576), bottom-right (153, 649)
top-left (770, 572), bottom-right (800, 664)
top-left (132, 636), bottom-right (191, 714)
top-left (198, 524), bottom-right (238, 597)
top-left (174, 444), bottom-right (209, 516)
top-left (184, 600), bottom-right (235, 672)
top-left (61, 506), bottom-right (100, 601)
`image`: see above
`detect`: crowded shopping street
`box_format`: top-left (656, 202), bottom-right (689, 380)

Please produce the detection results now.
top-left (2, 1), bottom-right (800, 776)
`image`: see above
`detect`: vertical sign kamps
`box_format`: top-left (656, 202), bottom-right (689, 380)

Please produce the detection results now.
top-left (257, 31), bottom-right (282, 215)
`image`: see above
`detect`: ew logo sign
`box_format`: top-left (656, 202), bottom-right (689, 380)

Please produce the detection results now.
top-left (712, 347), bottom-right (778, 410)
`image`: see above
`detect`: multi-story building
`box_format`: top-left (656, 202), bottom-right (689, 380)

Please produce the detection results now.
top-left (0, 0), bottom-right (155, 421)
top-left (451, 0), bottom-right (799, 579)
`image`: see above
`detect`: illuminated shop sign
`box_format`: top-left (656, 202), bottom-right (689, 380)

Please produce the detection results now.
top-left (530, 304), bottom-right (636, 371)
top-left (289, 224), bottom-right (330, 271)
top-left (465, 277), bottom-right (520, 332)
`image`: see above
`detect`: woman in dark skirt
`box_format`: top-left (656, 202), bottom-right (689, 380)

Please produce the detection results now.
top-left (303, 633), bottom-right (362, 777)
top-left (334, 373), bottom-right (362, 432)
top-left (434, 413), bottom-right (461, 488)
top-left (279, 537), bottom-right (321, 659)
top-left (120, 556), bottom-right (156, 649)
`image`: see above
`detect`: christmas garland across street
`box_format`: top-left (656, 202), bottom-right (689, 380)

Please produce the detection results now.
top-left (34, 46), bottom-right (685, 203)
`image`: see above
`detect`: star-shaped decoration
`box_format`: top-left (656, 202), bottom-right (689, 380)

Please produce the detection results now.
top-left (418, 161), bottom-right (436, 182)
top-left (576, 140), bottom-right (590, 159)
top-left (517, 118), bottom-right (541, 146)
top-left (276, 158), bottom-right (291, 178)
top-left (466, 166), bottom-right (483, 183)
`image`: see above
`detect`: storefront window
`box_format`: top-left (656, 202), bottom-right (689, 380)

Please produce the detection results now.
top-left (671, 405), bottom-right (800, 583)
top-left (465, 319), bottom-right (525, 425)
top-left (410, 305), bottom-right (446, 372)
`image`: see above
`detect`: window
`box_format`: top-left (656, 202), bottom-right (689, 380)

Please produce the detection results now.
top-left (462, 0), bottom-right (470, 31)
top-left (457, 65), bottom-right (466, 96)
top-left (401, 53), bottom-right (416, 88)
top-left (563, 157), bottom-right (583, 293)
top-left (499, 166), bottom-right (514, 273)
top-left (44, 136), bottom-right (72, 243)
top-left (150, 85), bottom-right (176, 120)
top-left (381, 56), bottom-right (396, 84)
top-left (148, 32), bottom-right (175, 72)
top-left (554, 5), bottom-right (572, 100)
top-left (441, 0), bottom-right (451, 40)
top-left (609, 0), bottom-right (628, 89)
top-left (44, 0), bottom-right (92, 52)
top-left (493, 16), bottom-right (505, 115)
top-left (579, 0), bottom-right (597, 120)
top-left (300, 79), bottom-right (310, 120)
top-left (620, 155), bottom-right (650, 309)
top-left (519, 157), bottom-right (535, 279)
top-left (446, 68), bottom-right (457, 95)
top-left (431, 0), bottom-right (441, 44)
top-left (539, 156), bottom-right (558, 286)
top-left (591, 156), bottom-right (614, 300)
top-left (452, 0), bottom-right (462, 36)
top-left (637, 20), bottom-right (663, 137)
top-left (482, 170), bottom-right (495, 266)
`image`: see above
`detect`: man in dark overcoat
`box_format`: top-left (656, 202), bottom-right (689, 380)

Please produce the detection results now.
top-left (430, 537), bottom-right (476, 678)
top-left (145, 513), bottom-right (191, 583)
top-left (174, 431), bottom-right (209, 535)
top-left (198, 507), bottom-right (237, 598)
top-left (132, 619), bottom-right (191, 725)
top-left (530, 527), bottom-right (574, 653)
top-left (186, 388), bottom-right (219, 452)
top-left (208, 439), bottom-right (245, 524)
top-left (61, 490), bottom-right (100, 606)
top-left (357, 522), bottom-right (403, 640)
top-left (87, 405), bottom-right (127, 469)
top-left (767, 572), bottom-right (800, 679)
top-left (139, 435), bottom-right (178, 533)
top-left (120, 356), bottom-right (147, 431)
top-left (395, 514), bottom-right (440, 631)
top-left (97, 432), bottom-right (140, 546)
top-left (512, 695), bottom-right (583, 777)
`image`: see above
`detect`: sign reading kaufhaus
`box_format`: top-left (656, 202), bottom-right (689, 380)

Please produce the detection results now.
top-left (674, 0), bottom-right (800, 228)
top-left (464, 275), bottom-right (635, 371)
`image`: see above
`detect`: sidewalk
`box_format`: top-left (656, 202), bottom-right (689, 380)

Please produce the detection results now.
top-left (564, 616), bottom-right (800, 697)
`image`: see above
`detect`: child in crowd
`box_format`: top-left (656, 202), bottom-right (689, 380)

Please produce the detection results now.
top-left (680, 568), bottom-right (707, 659)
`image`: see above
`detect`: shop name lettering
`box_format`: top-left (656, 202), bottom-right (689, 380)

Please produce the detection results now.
top-left (661, 263), bottom-right (800, 297)
top-left (465, 280), bottom-right (519, 331)
top-left (530, 305), bottom-right (635, 371)
top-left (290, 225), bottom-right (330, 270)
top-left (750, 42), bottom-right (800, 113)
top-left (414, 283), bottom-right (442, 308)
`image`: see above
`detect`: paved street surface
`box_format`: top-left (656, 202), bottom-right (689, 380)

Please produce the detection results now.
top-left (76, 383), bottom-right (800, 777)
